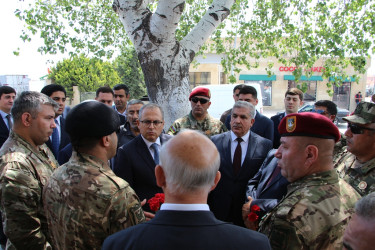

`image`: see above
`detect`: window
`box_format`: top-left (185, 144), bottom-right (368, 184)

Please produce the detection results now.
top-left (189, 72), bottom-right (211, 88)
top-left (332, 82), bottom-right (351, 109)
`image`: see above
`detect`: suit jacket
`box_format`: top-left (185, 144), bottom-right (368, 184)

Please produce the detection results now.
top-left (113, 134), bottom-right (172, 210)
top-left (225, 111), bottom-right (274, 142)
top-left (246, 149), bottom-right (289, 212)
top-left (45, 117), bottom-right (70, 158)
top-left (102, 210), bottom-right (271, 250)
top-left (208, 131), bottom-right (272, 226)
top-left (270, 112), bottom-right (285, 149)
top-left (0, 116), bottom-right (10, 149)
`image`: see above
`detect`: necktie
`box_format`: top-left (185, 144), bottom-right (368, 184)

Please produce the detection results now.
top-left (51, 119), bottom-right (60, 157)
top-left (233, 137), bottom-right (243, 175)
top-left (151, 143), bottom-right (160, 165)
top-left (6, 114), bottom-right (12, 131)
top-left (266, 165), bottom-right (281, 187)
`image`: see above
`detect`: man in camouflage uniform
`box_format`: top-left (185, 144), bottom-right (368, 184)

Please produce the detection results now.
top-left (0, 91), bottom-right (59, 249)
top-left (43, 101), bottom-right (146, 250)
top-left (259, 112), bottom-right (360, 249)
top-left (334, 101), bottom-right (375, 196)
top-left (168, 86), bottom-right (227, 137)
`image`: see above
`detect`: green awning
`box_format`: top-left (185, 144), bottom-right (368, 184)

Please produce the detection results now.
top-left (284, 75), bottom-right (323, 81)
top-left (329, 76), bottom-right (356, 82)
top-left (239, 75), bottom-right (276, 81)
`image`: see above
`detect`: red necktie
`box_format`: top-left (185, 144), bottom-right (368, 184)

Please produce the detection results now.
top-left (266, 166), bottom-right (281, 187)
top-left (233, 138), bottom-right (243, 175)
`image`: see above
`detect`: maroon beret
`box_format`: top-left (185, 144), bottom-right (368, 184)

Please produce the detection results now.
top-left (278, 112), bottom-right (341, 142)
top-left (189, 86), bottom-right (211, 100)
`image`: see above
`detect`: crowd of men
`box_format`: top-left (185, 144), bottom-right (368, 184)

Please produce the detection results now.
top-left (0, 83), bottom-right (374, 249)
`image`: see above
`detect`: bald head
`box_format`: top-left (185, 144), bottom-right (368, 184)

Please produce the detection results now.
top-left (159, 130), bottom-right (220, 195)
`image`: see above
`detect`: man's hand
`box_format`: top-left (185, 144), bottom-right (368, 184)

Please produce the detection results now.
top-left (242, 196), bottom-right (258, 230)
top-left (141, 199), bottom-right (155, 221)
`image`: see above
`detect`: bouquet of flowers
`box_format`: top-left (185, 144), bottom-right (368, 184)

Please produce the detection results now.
top-left (147, 193), bottom-right (165, 212)
top-left (246, 204), bottom-right (265, 230)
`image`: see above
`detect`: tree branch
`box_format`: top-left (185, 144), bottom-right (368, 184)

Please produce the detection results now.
top-left (181, 0), bottom-right (234, 55)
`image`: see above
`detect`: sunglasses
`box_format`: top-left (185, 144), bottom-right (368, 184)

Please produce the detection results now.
top-left (191, 97), bottom-right (209, 104)
top-left (347, 123), bottom-right (375, 134)
top-left (311, 109), bottom-right (328, 115)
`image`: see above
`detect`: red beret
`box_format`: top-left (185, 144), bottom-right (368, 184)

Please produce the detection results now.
top-left (278, 112), bottom-right (341, 142)
top-left (189, 86), bottom-right (211, 100)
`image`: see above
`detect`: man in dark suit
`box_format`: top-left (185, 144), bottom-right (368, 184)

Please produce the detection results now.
top-left (242, 149), bottom-right (289, 230)
top-left (114, 103), bottom-right (172, 211)
top-left (113, 84), bottom-right (130, 125)
top-left (271, 88), bottom-right (304, 148)
top-left (41, 84), bottom-right (70, 159)
top-left (225, 85), bottom-right (274, 142)
top-left (103, 130), bottom-right (271, 250)
top-left (209, 101), bottom-right (272, 226)
top-left (0, 86), bottom-right (16, 149)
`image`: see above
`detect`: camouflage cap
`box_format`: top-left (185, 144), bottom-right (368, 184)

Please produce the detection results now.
top-left (343, 101), bottom-right (375, 124)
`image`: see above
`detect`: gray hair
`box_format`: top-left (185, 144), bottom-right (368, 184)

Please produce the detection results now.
top-left (139, 103), bottom-right (164, 120)
top-left (159, 132), bottom-right (220, 195)
top-left (127, 99), bottom-right (144, 107)
top-left (11, 91), bottom-right (58, 122)
top-left (355, 192), bottom-right (375, 220)
top-left (232, 101), bottom-right (256, 119)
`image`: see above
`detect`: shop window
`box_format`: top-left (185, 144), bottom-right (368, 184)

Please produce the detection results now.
top-left (288, 81), bottom-right (317, 102)
top-left (244, 80), bottom-right (272, 106)
top-left (189, 72), bottom-right (211, 88)
top-left (332, 82), bottom-right (351, 109)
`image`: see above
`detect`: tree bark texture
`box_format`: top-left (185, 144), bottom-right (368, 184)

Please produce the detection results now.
top-left (113, 0), bottom-right (234, 127)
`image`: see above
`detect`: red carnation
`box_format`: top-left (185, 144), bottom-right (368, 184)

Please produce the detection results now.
top-left (247, 212), bottom-right (259, 222)
top-left (251, 204), bottom-right (261, 213)
top-left (147, 193), bottom-right (165, 212)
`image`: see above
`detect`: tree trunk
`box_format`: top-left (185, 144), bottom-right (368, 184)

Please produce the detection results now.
top-left (114, 0), bottom-right (234, 128)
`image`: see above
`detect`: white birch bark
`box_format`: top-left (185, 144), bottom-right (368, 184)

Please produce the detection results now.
top-left (113, 0), bottom-right (234, 128)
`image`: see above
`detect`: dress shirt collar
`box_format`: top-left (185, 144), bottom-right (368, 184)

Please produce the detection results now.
top-left (0, 109), bottom-right (9, 119)
top-left (160, 203), bottom-right (210, 211)
top-left (141, 135), bottom-right (161, 148)
top-left (230, 130), bottom-right (250, 143)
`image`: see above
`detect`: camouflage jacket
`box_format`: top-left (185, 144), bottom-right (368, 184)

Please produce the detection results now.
top-left (259, 170), bottom-right (360, 250)
top-left (43, 152), bottom-right (146, 250)
top-left (0, 131), bottom-right (58, 250)
top-left (334, 149), bottom-right (375, 196)
top-left (168, 111), bottom-right (227, 137)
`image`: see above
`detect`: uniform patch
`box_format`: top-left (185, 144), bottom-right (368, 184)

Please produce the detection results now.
top-left (286, 116), bottom-right (296, 132)
top-left (169, 126), bottom-right (177, 133)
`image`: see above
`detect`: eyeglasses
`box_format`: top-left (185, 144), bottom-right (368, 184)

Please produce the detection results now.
top-left (140, 120), bottom-right (163, 127)
top-left (191, 97), bottom-right (209, 104)
top-left (311, 109), bottom-right (329, 115)
top-left (347, 123), bottom-right (375, 134)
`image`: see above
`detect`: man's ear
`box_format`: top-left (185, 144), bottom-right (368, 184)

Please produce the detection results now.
top-left (210, 171), bottom-right (221, 191)
top-left (305, 145), bottom-right (318, 167)
top-left (21, 112), bottom-right (32, 127)
top-left (101, 135), bottom-right (110, 147)
top-left (155, 165), bottom-right (166, 188)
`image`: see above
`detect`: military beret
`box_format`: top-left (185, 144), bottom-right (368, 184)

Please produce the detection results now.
top-left (65, 101), bottom-right (120, 139)
top-left (189, 86), bottom-right (211, 100)
top-left (278, 112), bottom-right (341, 142)
top-left (343, 101), bottom-right (375, 124)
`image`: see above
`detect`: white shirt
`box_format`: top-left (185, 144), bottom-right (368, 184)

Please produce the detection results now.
top-left (160, 203), bottom-right (210, 211)
top-left (230, 130), bottom-right (250, 166)
top-left (141, 135), bottom-right (161, 160)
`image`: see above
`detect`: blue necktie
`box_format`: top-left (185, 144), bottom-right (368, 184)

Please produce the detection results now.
top-left (51, 119), bottom-right (60, 157)
top-left (151, 143), bottom-right (159, 165)
top-left (6, 114), bottom-right (12, 132)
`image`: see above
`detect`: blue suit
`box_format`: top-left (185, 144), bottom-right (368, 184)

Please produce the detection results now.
top-left (102, 210), bottom-right (271, 250)
top-left (45, 117), bottom-right (70, 159)
top-left (0, 116), bottom-right (10, 149)
top-left (270, 112), bottom-right (285, 149)
top-left (113, 134), bottom-right (172, 211)
top-left (208, 131), bottom-right (272, 226)
top-left (246, 149), bottom-right (289, 212)
top-left (225, 111), bottom-right (274, 142)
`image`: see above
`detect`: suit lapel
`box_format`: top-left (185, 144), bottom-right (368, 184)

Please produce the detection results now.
top-left (135, 136), bottom-right (155, 170)
top-left (241, 132), bottom-right (256, 168)
top-left (258, 163), bottom-right (277, 194)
